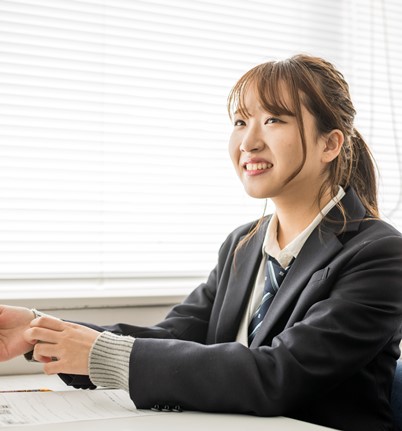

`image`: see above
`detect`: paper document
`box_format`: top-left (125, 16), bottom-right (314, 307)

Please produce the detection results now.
top-left (0, 389), bottom-right (155, 427)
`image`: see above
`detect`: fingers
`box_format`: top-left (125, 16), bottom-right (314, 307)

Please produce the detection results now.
top-left (30, 316), bottom-right (63, 331)
top-left (24, 326), bottom-right (61, 345)
top-left (28, 327), bottom-right (68, 374)
top-left (25, 316), bottom-right (70, 344)
top-left (32, 341), bottom-right (58, 363)
top-left (43, 360), bottom-right (63, 375)
top-left (33, 344), bottom-right (65, 375)
top-left (24, 321), bottom-right (99, 376)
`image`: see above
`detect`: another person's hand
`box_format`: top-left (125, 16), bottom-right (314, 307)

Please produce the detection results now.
top-left (24, 316), bottom-right (100, 375)
top-left (0, 305), bottom-right (36, 361)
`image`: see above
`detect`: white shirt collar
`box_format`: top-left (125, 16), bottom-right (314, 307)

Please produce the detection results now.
top-left (263, 186), bottom-right (346, 268)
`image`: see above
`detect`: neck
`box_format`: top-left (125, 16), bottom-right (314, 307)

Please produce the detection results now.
top-left (272, 187), bottom-right (333, 249)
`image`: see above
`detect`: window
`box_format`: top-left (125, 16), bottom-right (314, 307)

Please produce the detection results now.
top-left (343, 0), bottom-right (402, 228)
top-left (0, 0), bottom-right (401, 299)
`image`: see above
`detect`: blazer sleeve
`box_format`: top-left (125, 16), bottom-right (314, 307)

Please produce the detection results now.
top-left (57, 220), bottom-right (255, 389)
top-left (85, 266), bottom-right (218, 341)
top-left (57, 264), bottom-right (220, 388)
top-left (127, 234), bottom-right (402, 416)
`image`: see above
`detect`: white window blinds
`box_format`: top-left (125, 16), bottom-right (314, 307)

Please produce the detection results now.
top-left (0, 0), bottom-right (401, 297)
top-left (343, 0), bottom-right (402, 229)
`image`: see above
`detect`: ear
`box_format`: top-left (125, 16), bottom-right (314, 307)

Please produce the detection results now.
top-left (321, 129), bottom-right (344, 163)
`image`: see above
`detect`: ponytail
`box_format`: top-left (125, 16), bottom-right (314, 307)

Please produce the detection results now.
top-left (347, 129), bottom-right (379, 217)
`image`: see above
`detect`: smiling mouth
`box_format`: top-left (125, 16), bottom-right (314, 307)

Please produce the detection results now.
top-left (245, 162), bottom-right (273, 171)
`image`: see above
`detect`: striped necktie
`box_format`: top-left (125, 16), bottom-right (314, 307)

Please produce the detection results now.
top-left (248, 256), bottom-right (293, 345)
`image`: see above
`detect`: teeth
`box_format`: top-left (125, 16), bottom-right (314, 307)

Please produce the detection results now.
top-left (245, 162), bottom-right (272, 171)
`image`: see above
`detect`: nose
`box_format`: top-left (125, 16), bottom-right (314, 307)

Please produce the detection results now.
top-left (239, 124), bottom-right (265, 153)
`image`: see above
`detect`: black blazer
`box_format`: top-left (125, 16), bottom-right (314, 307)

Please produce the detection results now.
top-left (61, 188), bottom-right (402, 431)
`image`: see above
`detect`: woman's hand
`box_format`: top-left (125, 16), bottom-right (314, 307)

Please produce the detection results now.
top-left (24, 316), bottom-right (100, 375)
top-left (0, 305), bottom-right (36, 361)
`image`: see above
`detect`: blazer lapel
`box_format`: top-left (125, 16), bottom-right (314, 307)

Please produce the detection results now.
top-left (250, 228), bottom-right (342, 347)
top-left (250, 187), bottom-right (366, 348)
top-left (214, 219), bottom-right (268, 343)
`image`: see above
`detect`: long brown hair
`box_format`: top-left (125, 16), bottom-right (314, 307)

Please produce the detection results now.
top-left (228, 54), bottom-right (378, 246)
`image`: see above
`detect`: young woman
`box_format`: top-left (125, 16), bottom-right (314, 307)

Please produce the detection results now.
top-left (1, 54), bottom-right (402, 431)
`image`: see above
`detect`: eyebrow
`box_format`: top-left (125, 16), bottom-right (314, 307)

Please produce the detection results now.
top-left (233, 106), bottom-right (261, 116)
top-left (234, 106), bottom-right (289, 117)
top-left (233, 109), bottom-right (249, 117)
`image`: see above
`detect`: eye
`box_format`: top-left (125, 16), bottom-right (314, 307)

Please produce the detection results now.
top-left (233, 119), bottom-right (246, 126)
top-left (265, 117), bottom-right (282, 125)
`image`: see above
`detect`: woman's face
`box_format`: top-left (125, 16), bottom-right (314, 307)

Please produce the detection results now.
top-left (228, 84), bottom-right (329, 204)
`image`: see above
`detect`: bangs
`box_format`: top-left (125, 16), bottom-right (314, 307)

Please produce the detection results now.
top-left (227, 61), bottom-right (300, 120)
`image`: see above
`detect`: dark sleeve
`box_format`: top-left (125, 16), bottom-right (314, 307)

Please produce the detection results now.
top-left (57, 220), bottom-right (257, 389)
top-left (91, 219), bottom-right (256, 342)
top-left (58, 258), bottom-right (220, 389)
top-left (128, 235), bottom-right (402, 416)
top-left (67, 261), bottom-right (218, 341)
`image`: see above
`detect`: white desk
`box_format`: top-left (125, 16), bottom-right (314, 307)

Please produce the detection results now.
top-left (0, 374), bottom-right (337, 431)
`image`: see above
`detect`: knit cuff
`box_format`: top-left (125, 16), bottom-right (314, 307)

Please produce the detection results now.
top-left (89, 331), bottom-right (134, 392)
